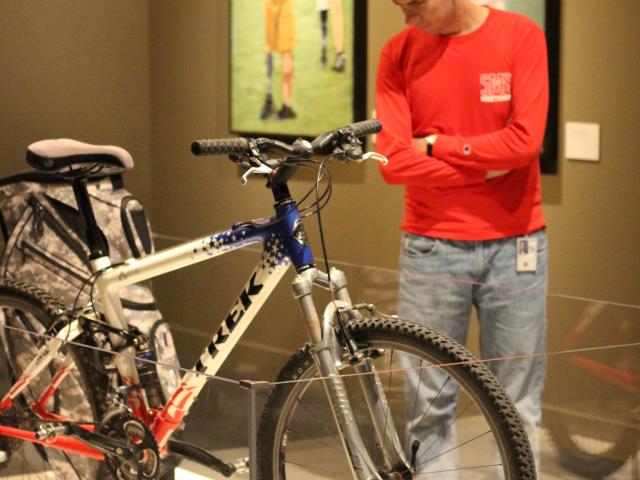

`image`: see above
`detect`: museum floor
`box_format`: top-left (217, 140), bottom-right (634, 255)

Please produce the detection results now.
top-left (1, 420), bottom-right (635, 479)
top-left (174, 423), bottom-right (637, 479)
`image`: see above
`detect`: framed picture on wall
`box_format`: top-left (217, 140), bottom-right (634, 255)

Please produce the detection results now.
top-left (475, 0), bottom-right (560, 174)
top-left (230, 0), bottom-right (367, 141)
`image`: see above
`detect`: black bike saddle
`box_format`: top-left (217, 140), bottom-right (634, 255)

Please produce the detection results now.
top-left (26, 138), bottom-right (133, 176)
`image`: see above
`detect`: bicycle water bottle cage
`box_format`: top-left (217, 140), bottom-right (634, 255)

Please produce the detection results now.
top-left (26, 139), bottom-right (134, 177)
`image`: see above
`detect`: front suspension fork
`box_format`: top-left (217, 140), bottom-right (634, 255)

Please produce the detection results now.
top-left (292, 267), bottom-right (409, 479)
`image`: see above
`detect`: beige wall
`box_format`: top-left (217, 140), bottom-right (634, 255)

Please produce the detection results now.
top-left (0, 0), bottom-right (153, 205)
top-left (1, 1), bottom-right (638, 378)
top-left (148, 0), bottom-right (640, 372)
top-left (544, 0), bottom-right (640, 305)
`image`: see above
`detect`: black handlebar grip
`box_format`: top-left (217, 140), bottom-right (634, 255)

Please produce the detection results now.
top-left (310, 131), bottom-right (338, 154)
top-left (191, 138), bottom-right (250, 156)
top-left (348, 119), bottom-right (382, 138)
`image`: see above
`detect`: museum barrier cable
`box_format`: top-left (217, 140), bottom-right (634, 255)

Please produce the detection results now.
top-left (1, 314), bottom-right (638, 389)
top-left (154, 232), bottom-right (640, 312)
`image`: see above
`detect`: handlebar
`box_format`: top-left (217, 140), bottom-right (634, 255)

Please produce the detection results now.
top-left (191, 119), bottom-right (383, 185)
top-left (348, 119), bottom-right (382, 137)
top-left (191, 138), bottom-right (251, 156)
top-left (192, 119), bottom-right (381, 158)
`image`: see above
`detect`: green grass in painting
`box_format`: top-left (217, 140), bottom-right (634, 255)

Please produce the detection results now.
top-left (231, 0), bottom-right (355, 137)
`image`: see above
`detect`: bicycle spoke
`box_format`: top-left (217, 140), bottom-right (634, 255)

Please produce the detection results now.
top-left (295, 397), bottom-right (339, 440)
top-left (60, 450), bottom-right (90, 480)
top-left (285, 427), bottom-right (344, 454)
top-left (16, 445), bottom-right (48, 480)
top-left (416, 399), bottom-right (474, 464)
top-left (418, 429), bottom-right (493, 467)
top-left (419, 462), bottom-right (503, 475)
top-left (406, 358), bottom-right (425, 444)
top-left (405, 373), bottom-right (451, 451)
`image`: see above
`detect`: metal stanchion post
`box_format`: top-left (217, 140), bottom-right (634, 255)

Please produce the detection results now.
top-left (239, 379), bottom-right (272, 480)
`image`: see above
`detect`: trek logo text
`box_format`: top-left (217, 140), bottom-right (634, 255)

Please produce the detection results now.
top-left (219, 271), bottom-right (264, 342)
top-left (196, 271), bottom-right (264, 374)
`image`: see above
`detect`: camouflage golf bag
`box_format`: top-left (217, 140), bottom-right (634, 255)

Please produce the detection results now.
top-left (0, 171), bottom-right (181, 402)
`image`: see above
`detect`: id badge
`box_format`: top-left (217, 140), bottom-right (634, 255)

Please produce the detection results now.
top-left (516, 237), bottom-right (537, 272)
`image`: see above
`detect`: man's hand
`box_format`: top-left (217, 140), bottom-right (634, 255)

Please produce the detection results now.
top-left (412, 137), bottom-right (426, 152)
top-left (414, 137), bottom-right (510, 179)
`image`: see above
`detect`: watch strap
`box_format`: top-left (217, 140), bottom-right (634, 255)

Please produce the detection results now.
top-left (425, 135), bottom-right (436, 157)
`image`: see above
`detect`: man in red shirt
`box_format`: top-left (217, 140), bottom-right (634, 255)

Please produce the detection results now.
top-left (376, 0), bottom-right (549, 473)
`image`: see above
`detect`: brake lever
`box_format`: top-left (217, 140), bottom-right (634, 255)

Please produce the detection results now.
top-left (241, 163), bottom-right (274, 185)
top-left (361, 152), bottom-right (388, 166)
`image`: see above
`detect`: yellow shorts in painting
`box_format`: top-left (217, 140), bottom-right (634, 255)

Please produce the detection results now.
top-left (264, 0), bottom-right (296, 53)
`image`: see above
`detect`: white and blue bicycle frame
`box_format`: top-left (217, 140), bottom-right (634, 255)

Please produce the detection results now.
top-left (6, 196), bottom-right (406, 479)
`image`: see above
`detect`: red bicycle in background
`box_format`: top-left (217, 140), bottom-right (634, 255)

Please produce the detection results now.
top-left (546, 301), bottom-right (639, 478)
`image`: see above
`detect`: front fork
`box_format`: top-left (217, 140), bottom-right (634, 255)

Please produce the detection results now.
top-left (292, 267), bottom-right (409, 480)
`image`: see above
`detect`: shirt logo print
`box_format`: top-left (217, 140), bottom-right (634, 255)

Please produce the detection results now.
top-left (480, 72), bottom-right (512, 103)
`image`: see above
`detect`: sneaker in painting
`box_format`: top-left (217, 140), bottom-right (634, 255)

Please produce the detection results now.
top-left (332, 52), bottom-right (346, 72)
top-left (276, 105), bottom-right (297, 120)
top-left (320, 46), bottom-right (327, 68)
top-left (260, 93), bottom-right (273, 119)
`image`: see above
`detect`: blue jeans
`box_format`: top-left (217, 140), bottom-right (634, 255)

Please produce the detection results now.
top-left (398, 229), bottom-right (547, 472)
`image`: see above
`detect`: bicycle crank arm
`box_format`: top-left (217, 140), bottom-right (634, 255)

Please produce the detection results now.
top-left (61, 423), bottom-right (135, 461)
top-left (167, 439), bottom-right (243, 477)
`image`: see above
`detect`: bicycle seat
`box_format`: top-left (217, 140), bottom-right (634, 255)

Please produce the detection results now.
top-left (26, 139), bottom-right (134, 175)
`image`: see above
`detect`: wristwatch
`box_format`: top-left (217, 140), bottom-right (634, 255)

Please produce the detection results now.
top-left (425, 134), bottom-right (437, 157)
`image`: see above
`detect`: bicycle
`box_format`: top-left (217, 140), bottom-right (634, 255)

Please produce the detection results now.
top-left (0, 120), bottom-right (535, 479)
top-left (545, 301), bottom-right (639, 478)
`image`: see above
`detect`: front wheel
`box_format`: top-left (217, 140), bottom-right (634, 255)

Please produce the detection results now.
top-left (258, 315), bottom-right (535, 479)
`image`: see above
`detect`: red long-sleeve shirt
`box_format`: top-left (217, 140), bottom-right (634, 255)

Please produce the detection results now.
top-left (376, 7), bottom-right (548, 240)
